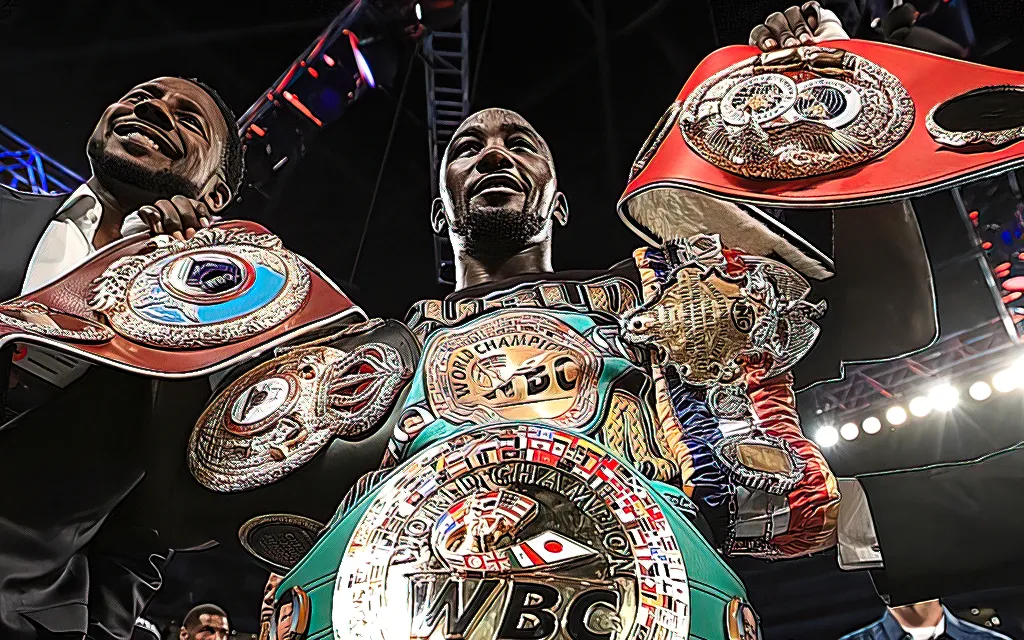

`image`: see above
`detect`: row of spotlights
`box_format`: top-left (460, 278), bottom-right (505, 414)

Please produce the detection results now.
top-left (814, 357), bottom-right (1024, 448)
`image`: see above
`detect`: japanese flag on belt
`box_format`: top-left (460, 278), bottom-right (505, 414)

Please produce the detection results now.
top-left (510, 531), bottom-right (597, 568)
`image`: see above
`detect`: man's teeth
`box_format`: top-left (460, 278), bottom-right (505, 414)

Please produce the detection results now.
top-left (125, 131), bottom-right (160, 151)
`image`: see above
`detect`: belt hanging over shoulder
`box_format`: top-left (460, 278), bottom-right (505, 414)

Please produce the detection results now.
top-left (405, 276), bottom-right (642, 342)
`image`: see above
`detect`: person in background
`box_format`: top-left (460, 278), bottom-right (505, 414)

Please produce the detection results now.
top-left (0, 76), bottom-right (244, 640)
top-left (840, 599), bottom-right (1012, 640)
top-left (178, 604), bottom-right (230, 640)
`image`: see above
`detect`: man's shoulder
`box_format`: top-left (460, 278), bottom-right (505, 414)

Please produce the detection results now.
top-left (946, 615), bottom-right (1014, 639)
top-left (0, 183), bottom-right (69, 216)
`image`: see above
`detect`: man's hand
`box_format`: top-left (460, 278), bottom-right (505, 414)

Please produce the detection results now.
top-left (136, 195), bottom-right (211, 241)
top-left (749, 2), bottom-right (849, 52)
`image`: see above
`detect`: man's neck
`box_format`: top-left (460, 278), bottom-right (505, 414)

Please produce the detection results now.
top-left (85, 175), bottom-right (131, 250)
top-left (454, 242), bottom-right (554, 291)
top-left (889, 600), bottom-right (944, 630)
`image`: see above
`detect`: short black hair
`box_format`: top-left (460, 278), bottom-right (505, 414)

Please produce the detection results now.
top-left (184, 78), bottom-right (244, 197)
top-left (182, 603), bottom-right (229, 632)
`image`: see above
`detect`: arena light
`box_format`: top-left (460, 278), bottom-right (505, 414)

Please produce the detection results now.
top-left (969, 380), bottom-right (993, 401)
top-left (815, 425), bottom-right (839, 448)
top-left (862, 416), bottom-right (882, 434)
top-left (927, 383), bottom-right (959, 412)
top-left (908, 395), bottom-right (932, 418)
top-left (840, 422), bottom-right (859, 441)
top-left (886, 405), bottom-right (908, 426)
top-left (344, 29), bottom-right (376, 88)
top-left (992, 368), bottom-right (1018, 393)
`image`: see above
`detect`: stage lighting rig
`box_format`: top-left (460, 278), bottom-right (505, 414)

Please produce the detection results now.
top-left (815, 425), bottom-right (839, 448)
top-left (0, 124), bottom-right (84, 195)
top-left (908, 395), bottom-right (932, 418)
top-left (969, 380), bottom-right (993, 401)
top-left (840, 422), bottom-right (859, 441)
top-left (235, 0), bottom-right (467, 208)
top-left (927, 383), bottom-right (959, 412)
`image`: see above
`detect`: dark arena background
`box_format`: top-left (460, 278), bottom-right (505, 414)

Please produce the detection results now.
top-left (3, 0), bottom-right (1024, 638)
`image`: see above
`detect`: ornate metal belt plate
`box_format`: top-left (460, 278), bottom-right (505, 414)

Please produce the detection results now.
top-left (239, 513), bottom-right (325, 572)
top-left (679, 46), bottom-right (914, 180)
top-left (423, 311), bottom-right (602, 428)
top-left (89, 227), bottom-right (310, 349)
top-left (713, 433), bottom-right (806, 495)
top-left (626, 264), bottom-right (767, 386)
top-left (189, 342), bottom-right (407, 492)
top-left (333, 424), bottom-right (690, 640)
top-left (622, 235), bottom-right (824, 391)
top-left (0, 301), bottom-right (113, 343)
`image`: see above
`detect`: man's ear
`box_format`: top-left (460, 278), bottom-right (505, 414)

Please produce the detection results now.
top-left (552, 192), bottom-right (569, 227)
top-left (179, 626), bottom-right (188, 640)
top-left (430, 197), bottom-right (449, 235)
top-left (199, 175), bottom-right (233, 213)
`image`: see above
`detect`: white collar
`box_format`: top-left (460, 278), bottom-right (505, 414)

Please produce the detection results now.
top-left (903, 616), bottom-right (946, 640)
top-left (55, 183), bottom-right (104, 246)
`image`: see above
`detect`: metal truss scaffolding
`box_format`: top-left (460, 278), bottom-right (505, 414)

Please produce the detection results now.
top-left (0, 124), bottom-right (84, 195)
top-left (424, 3), bottom-right (470, 285)
top-left (804, 319), bottom-right (1020, 421)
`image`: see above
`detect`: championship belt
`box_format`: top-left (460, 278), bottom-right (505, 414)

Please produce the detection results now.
top-left (622, 41), bottom-right (1024, 209)
top-left (269, 424), bottom-right (760, 640)
top-left (616, 40), bottom-right (1024, 389)
top-left (0, 221), bottom-right (364, 378)
top-left (625, 236), bottom-right (822, 507)
top-left (385, 308), bottom-right (641, 466)
top-left (622, 235), bottom-right (822, 423)
top-left (189, 319), bottom-right (418, 493)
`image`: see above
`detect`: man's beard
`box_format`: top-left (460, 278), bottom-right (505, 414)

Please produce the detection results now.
top-left (89, 143), bottom-right (201, 199)
top-left (450, 204), bottom-right (546, 258)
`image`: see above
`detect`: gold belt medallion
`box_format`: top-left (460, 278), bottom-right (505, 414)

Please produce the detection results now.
top-left (423, 311), bottom-right (601, 428)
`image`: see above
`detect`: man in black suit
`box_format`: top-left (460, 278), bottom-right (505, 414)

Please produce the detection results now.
top-left (1, 76), bottom-right (244, 416)
top-left (0, 76), bottom-right (243, 640)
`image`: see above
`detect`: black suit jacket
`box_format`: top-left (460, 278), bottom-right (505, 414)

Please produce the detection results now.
top-left (0, 184), bottom-right (69, 302)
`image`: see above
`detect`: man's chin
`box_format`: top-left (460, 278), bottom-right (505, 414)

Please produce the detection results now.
top-left (451, 204), bottom-right (547, 256)
top-left (89, 145), bottom-right (200, 200)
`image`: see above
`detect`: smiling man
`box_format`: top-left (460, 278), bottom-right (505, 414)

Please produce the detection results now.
top-left (3, 76), bottom-right (244, 414)
top-left (431, 108), bottom-right (568, 288)
top-left (14, 76), bottom-right (244, 297)
top-left (0, 75), bottom-right (243, 640)
top-left (260, 106), bottom-right (842, 640)
top-left (410, 106), bottom-right (841, 558)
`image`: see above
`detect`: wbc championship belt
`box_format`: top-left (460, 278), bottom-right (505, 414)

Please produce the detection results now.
top-left (268, 424), bottom-right (760, 640)
top-left (0, 220), bottom-right (363, 377)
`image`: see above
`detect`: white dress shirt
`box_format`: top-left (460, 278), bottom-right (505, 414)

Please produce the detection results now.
top-left (904, 617), bottom-right (946, 640)
top-left (16, 184), bottom-right (145, 387)
top-left (21, 183), bottom-right (147, 295)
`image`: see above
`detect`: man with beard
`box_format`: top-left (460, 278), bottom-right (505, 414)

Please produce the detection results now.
top-left (0, 76), bottom-right (242, 640)
top-left (263, 107), bottom-right (845, 640)
top-left (9, 76), bottom-right (242, 299)
top-left (3, 76), bottom-right (243, 413)
top-left (402, 107), bottom-right (842, 557)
